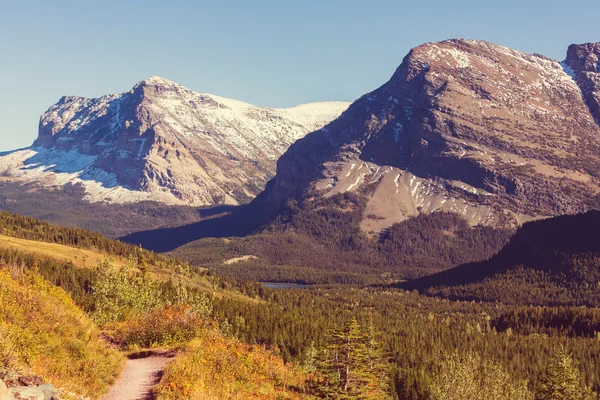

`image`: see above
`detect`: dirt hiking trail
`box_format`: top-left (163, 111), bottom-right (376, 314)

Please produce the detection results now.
top-left (103, 350), bottom-right (175, 400)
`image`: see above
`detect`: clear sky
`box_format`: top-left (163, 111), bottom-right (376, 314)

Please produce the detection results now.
top-left (1, 0), bottom-right (598, 151)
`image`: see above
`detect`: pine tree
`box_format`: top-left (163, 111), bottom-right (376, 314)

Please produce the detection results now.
top-left (311, 318), bottom-right (390, 399)
top-left (536, 349), bottom-right (598, 400)
top-left (429, 351), bottom-right (534, 400)
top-left (302, 341), bottom-right (318, 374)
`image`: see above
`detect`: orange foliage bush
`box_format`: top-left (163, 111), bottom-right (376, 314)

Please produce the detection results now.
top-left (108, 305), bottom-right (206, 349)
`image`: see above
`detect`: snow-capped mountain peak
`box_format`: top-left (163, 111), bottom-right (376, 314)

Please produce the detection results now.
top-left (140, 75), bottom-right (177, 85)
top-left (0, 78), bottom-right (350, 206)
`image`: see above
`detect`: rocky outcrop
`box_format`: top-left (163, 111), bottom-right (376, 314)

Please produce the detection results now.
top-left (563, 42), bottom-right (600, 124)
top-left (36, 385), bottom-right (60, 400)
top-left (260, 39), bottom-right (600, 233)
top-left (0, 77), bottom-right (349, 206)
top-left (0, 378), bottom-right (59, 400)
top-left (9, 387), bottom-right (44, 400)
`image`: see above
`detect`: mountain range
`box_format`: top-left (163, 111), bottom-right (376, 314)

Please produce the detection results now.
top-left (1, 39), bottom-right (600, 246)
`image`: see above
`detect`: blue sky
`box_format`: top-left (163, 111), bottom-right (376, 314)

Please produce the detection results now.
top-left (1, 0), bottom-right (598, 151)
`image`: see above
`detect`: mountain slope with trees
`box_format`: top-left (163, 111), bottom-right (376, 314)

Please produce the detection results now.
top-left (166, 194), bottom-right (513, 284)
top-left (404, 210), bottom-right (600, 306)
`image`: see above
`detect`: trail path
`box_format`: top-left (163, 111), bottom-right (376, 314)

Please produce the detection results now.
top-left (103, 351), bottom-right (174, 400)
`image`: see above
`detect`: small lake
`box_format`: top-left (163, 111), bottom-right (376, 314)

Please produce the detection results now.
top-left (261, 282), bottom-right (307, 290)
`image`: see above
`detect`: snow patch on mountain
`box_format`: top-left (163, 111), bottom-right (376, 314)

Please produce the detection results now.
top-left (0, 147), bottom-right (184, 204)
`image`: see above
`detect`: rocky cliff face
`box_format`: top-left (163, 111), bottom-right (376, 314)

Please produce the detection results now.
top-left (0, 77), bottom-right (349, 206)
top-left (563, 42), bottom-right (600, 124)
top-left (260, 39), bottom-right (600, 234)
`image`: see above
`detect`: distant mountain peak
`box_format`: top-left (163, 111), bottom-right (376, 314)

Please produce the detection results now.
top-left (256, 38), bottom-right (600, 233)
top-left (563, 42), bottom-right (600, 125)
top-left (141, 75), bottom-right (178, 85)
top-left (0, 78), bottom-right (350, 206)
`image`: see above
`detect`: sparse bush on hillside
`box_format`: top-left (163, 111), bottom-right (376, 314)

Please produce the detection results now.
top-left (91, 259), bottom-right (165, 324)
top-left (172, 280), bottom-right (213, 317)
top-left (91, 258), bottom-right (213, 325)
top-left (90, 257), bottom-right (214, 350)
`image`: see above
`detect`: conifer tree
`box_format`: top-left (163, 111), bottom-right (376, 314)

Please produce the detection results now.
top-left (311, 318), bottom-right (390, 399)
top-left (536, 349), bottom-right (598, 400)
top-left (429, 351), bottom-right (533, 400)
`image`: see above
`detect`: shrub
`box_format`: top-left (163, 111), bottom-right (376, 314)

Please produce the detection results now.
top-left (154, 329), bottom-right (306, 399)
top-left (91, 259), bottom-right (213, 326)
top-left (91, 259), bottom-right (165, 324)
top-left (108, 305), bottom-right (207, 350)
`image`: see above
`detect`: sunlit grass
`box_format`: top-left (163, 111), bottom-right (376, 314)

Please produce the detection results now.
top-left (0, 268), bottom-right (123, 399)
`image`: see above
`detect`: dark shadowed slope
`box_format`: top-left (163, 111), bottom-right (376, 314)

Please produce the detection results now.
top-left (402, 211), bottom-right (600, 306)
top-left (120, 203), bottom-right (274, 252)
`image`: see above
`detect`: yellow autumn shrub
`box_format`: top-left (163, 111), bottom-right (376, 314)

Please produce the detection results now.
top-left (0, 268), bottom-right (123, 399)
top-left (154, 329), bottom-right (307, 399)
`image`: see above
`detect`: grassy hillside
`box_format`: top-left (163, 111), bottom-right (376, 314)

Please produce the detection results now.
top-left (0, 232), bottom-right (224, 295)
top-left (0, 268), bottom-right (123, 399)
top-left (0, 210), bottom-right (181, 267)
top-left (0, 211), bottom-right (234, 296)
top-left (0, 233), bottom-right (129, 269)
top-left (403, 211), bottom-right (600, 306)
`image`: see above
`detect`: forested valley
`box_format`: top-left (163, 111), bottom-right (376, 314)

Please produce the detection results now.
top-left (1, 210), bottom-right (600, 398)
